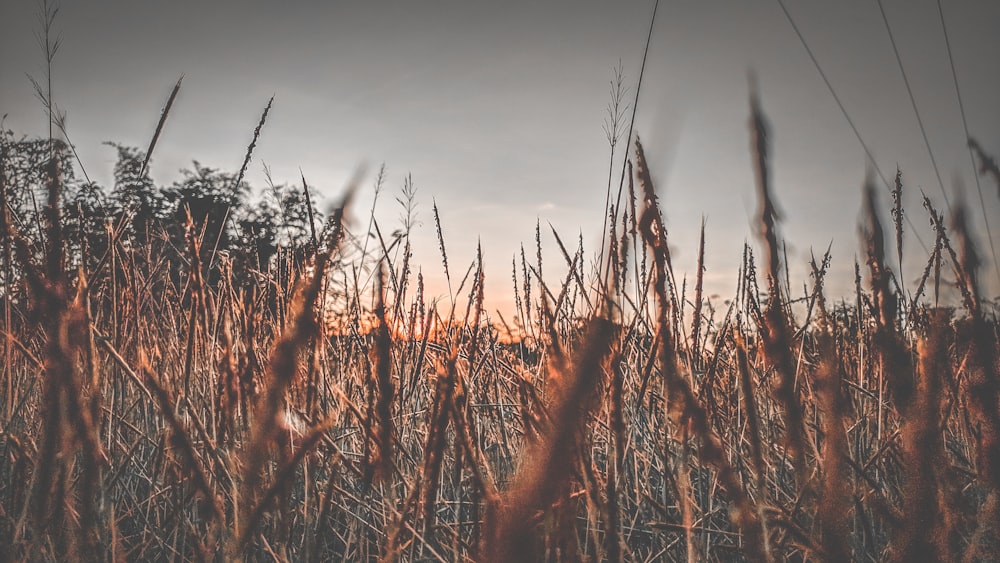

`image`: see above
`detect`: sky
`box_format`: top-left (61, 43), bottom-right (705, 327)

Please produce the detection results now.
top-left (2, 0), bottom-right (999, 317)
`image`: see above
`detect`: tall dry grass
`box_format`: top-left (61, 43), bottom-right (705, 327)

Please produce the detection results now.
top-left (1, 65), bottom-right (1000, 563)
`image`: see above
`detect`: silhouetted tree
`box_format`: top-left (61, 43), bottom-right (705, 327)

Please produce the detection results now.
top-left (1, 132), bottom-right (76, 252)
top-left (159, 162), bottom-right (247, 288)
top-left (1, 132), bottom-right (331, 324)
top-left (106, 143), bottom-right (164, 251)
top-left (234, 197), bottom-right (280, 286)
top-left (63, 180), bottom-right (110, 271)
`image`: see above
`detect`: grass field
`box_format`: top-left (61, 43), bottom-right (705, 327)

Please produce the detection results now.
top-left (2, 94), bottom-right (999, 561)
top-left (2, 6), bottom-right (1000, 558)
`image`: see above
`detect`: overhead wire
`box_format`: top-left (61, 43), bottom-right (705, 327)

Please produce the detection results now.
top-left (774, 0), bottom-right (931, 255)
top-left (613, 0), bottom-right (659, 218)
top-left (935, 0), bottom-right (1000, 287)
top-left (600, 0), bottom-right (659, 284)
top-left (875, 0), bottom-right (951, 211)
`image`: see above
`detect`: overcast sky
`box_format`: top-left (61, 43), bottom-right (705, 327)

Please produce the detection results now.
top-left (2, 0), bottom-right (998, 315)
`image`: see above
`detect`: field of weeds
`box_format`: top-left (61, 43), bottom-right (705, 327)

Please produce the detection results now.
top-left (2, 90), bottom-right (999, 561)
top-left (2, 5), bottom-right (1000, 562)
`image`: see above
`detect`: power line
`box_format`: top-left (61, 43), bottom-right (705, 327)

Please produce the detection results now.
top-left (613, 0), bottom-right (659, 216)
top-left (599, 0), bottom-right (658, 285)
top-left (875, 0), bottom-right (951, 211)
top-left (774, 0), bottom-right (931, 256)
top-left (936, 0), bottom-right (1000, 288)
